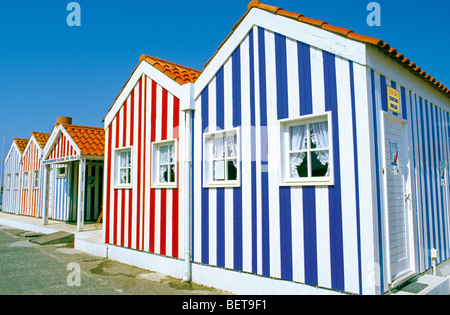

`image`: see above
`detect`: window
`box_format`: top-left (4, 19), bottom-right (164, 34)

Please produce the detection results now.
top-left (13, 173), bottom-right (19, 190)
top-left (203, 128), bottom-right (240, 187)
top-left (152, 140), bottom-right (177, 188)
top-left (280, 113), bottom-right (333, 186)
top-left (23, 172), bottom-right (29, 189)
top-left (56, 166), bottom-right (67, 179)
top-left (115, 147), bottom-right (132, 188)
top-left (33, 170), bottom-right (39, 189)
top-left (5, 174), bottom-right (11, 190)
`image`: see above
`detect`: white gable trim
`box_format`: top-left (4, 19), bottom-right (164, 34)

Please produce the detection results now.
top-left (104, 61), bottom-right (190, 129)
top-left (22, 135), bottom-right (44, 158)
top-left (4, 142), bottom-right (20, 166)
top-left (42, 124), bottom-right (81, 161)
top-left (194, 7), bottom-right (367, 99)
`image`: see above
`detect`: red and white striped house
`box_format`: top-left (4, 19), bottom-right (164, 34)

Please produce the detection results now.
top-left (103, 55), bottom-right (199, 274)
top-left (19, 132), bottom-right (50, 217)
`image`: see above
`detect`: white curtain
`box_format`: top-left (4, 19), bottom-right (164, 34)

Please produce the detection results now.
top-left (310, 122), bottom-right (330, 176)
top-left (226, 134), bottom-right (238, 167)
top-left (159, 146), bottom-right (169, 183)
top-left (289, 125), bottom-right (307, 178)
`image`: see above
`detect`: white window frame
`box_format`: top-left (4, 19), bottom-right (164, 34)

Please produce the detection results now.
top-left (203, 127), bottom-right (240, 188)
top-left (32, 170), bottom-right (39, 189)
top-left (279, 112), bottom-right (334, 186)
top-left (56, 166), bottom-right (67, 179)
top-left (5, 174), bottom-right (11, 190)
top-left (151, 139), bottom-right (178, 189)
top-left (13, 173), bottom-right (19, 190)
top-left (23, 172), bottom-right (29, 190)
top-left (114, 146), bottom-right (133, 189)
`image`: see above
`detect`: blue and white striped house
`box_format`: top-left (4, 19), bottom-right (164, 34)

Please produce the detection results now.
top-left (2, 138), bottom-right (28, 214)
top-left (99, 1), bottom-right (450, 295)
top-left (187, 1), bottom-right (450, 295)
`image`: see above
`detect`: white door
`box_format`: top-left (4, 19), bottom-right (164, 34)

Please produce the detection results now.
top-left (384, 117), bottom-right (411, 280)
top-left (47, 168), bottom-right (54, 219)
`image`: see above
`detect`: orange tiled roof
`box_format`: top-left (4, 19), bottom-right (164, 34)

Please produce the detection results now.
top-left (31, 132), bottom-right (51, 149)
top-left (63, 124), bottom-right (105, 157)
top-left (208, 0), bottom-right (450, 98)
top-left (14, 138), bottom-right (29, 154)
top-left (140, 54), bottom-right (201, 85)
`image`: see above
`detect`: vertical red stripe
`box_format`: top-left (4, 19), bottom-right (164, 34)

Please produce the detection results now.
top-left (149, 80), bottom-right (157, 253)
top-left (128, 89), bottom-right (134, 249)
top-left (172, 97), bottom-right (180, 258)
top-left (161, 89), bottom-right (168, 141)
top-left (136, 77), bottom-right (143, 250)
top-left (141, 76), bottom-right (147, 250)
top-left (122, 101), bottom-right (127, 147)
top-left (121, 189), bottom-right (126, 247)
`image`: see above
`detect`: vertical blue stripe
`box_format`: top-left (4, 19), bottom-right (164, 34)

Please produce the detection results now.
top-left (215, 66), bottom-right (225, 268)
top-left (370, 70), bottom-right (384, 291)
top-left (401, 87), bottom-right (408, 120)
top-left (201, 86), bottom-right (209, 265)
top-left (297, 42), bottom-right (313, 115)
top-left (349, 61), bottom-right (362, 294)
top-left (258, 27), bottom-right (270, 277)
top-left (249, 29), bottom-right (258, 275)
top-left (275, 33), bottom-right (288, 120)
top-left (303, 187), bottom-right (317, 286)
top-left (232, 47), bottom-right (243, 271)
top-left (323, 51), bottom-right (344, 291)
top-left (380, 75), bottom-right (388, 112)
top-left (275, 33), bottom-right (292, 281)
top-left (424, 100), bottom-right (436, 266)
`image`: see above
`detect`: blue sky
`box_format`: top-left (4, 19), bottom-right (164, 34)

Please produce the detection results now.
top-left (0, 0), bottom-right (449, 167)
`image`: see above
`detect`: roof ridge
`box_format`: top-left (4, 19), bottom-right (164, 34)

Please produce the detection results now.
top-left (204, 0), bottom-right (449, 97)
top-left (62, 124), bottom-right (104, 131)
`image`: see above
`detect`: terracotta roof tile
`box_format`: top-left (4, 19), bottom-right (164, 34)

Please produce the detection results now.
top-left (139, 55), bottom-right (201, 85)
top-left (14, 138), bottom-right (29, 154)
top-left (212, 1), bottom-right (450, 98)
top-left (31, 132), bottom-right (51, 149)
top-left (63, 124), bottom-right (105, 157)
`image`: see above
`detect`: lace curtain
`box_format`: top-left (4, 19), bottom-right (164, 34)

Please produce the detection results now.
top-left (289, 125), bottom-right (307, 178)
top-left (310, 122), bottom-right (330, 176)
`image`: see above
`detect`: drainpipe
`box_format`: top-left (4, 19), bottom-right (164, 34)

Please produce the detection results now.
top-left (183, 109), bottom-right (193, 283)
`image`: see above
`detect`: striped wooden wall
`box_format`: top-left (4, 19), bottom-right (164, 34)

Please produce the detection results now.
top-left (104, 75), bottom-right (185, 259)
top-left (20, 140), bottom-right (42, 217)
top-left (3, 144), bottom-right (22, 214)
top-left (369, 70), bottom-right (450, 285)
top-left (192, 27), bottom-right (370, 294)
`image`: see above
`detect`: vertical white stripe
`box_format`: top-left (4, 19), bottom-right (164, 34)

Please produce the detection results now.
top-left (353, 64), bottom-right (377, 294)
top-left (241, 34), bottom-right (253, 273)
top-left (265, 29), bottom-right (281, 279)
top-left (335, 56), bottom-right (359, 293)
top-left (208, 78), bottom-right (217, 266)
top-left (310, 46), bottom-right (331, 287)
top-left (252, 25), bottom-right (263, 276)
top-left (224, 56), bottom-right (234, 269)
top-left (193, 96), bottom-right (203, 263)
top-left (286, 37), bottom-right (300, 118)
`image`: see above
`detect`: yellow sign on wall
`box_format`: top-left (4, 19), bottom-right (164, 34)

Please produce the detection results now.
top-left (387, 85), bottom-right (401, 114)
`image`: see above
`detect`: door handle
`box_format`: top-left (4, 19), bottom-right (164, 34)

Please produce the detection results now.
top-left (405, 193), bottom-right (411, 202)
